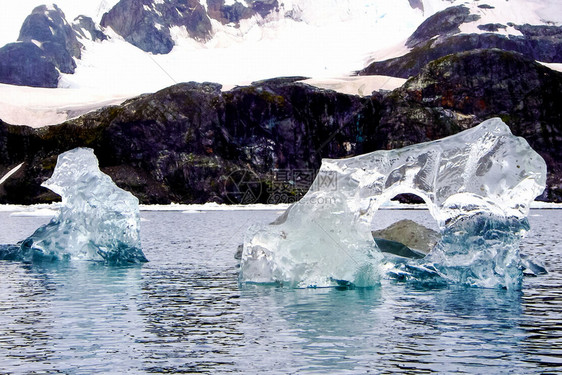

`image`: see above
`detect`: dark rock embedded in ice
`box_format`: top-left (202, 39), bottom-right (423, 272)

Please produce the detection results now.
top-left (372, 219), bottom-right (440, 255)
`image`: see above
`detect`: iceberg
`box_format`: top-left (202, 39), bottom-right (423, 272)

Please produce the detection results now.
top-left (240, 118), bottom-right (546, 289)
top-left (2, 148), bottom-right (147, 264)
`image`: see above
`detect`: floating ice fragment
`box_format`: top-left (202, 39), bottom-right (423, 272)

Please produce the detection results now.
top-left (6, 148), bottom-right (147, 264)
top-left (240, 118), bottom-right (546, 289)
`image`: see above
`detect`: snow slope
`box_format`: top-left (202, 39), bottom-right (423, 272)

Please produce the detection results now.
top-left (59, 0), bottom-right (425, 92)
top-left (0, 83), bottom-right (130, 127)
top-left (301, 76), bottom-right (407, 96)
top-left (456, 0), bottom-right (562, 36)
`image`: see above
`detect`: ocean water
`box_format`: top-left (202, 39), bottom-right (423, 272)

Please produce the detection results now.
top-left (0, 208), bottom-right (560, 374)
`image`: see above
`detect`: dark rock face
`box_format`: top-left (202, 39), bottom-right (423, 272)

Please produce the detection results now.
top-left (246, 0), bottom-right (279, 18)
top-left (0, 42), bottom-right (59, 87)
top-left (360, 30), bottom-right (562, 78)
top-left (515, 24), bottom-right (562, 38)
top-left (18, 4), bottom-right (82, 74)
top-left (207, 0), bottom-right (255, 24)
top-left (0, 4), bottom-right (84, 87)
top-left (207, 0), bottom-right (278, 24)
top-left (405, 5), bottom-right (480, 48)
top-left (400, 49), bottom-right (561, 122)
top-left (0, 78), bottom-right (379, 204)
top-left (1, 51), bottom-right (560, 204)
top-left (100, 0), bottom-right (212, 54)
top-left (478, 23), bottom-right (506, 32)
top-left (73, 15), bottom-right (108, 41)
top-left (381, 49), bottom-right (562, 201)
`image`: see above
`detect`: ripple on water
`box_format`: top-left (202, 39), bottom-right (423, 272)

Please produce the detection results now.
top-left (0, 209), bottom-right (559, 374)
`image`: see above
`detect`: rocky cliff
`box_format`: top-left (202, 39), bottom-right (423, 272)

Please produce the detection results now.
top-left (18, 4), bottom-right (83, 73)
top-left (360, 5), bottom-right (562, 78)
top-left (100, 0), bottom-right (212, 54)
top-left (1, 49), bottom-right (560, 204)
top-left (99, 0), bottom-right (281, 55)
top-left (0, 5), bottom-right (84, 87)
top-left (0, 42), bottom-right (59, 88)
top-left (206, 0), bottom-right (278, 25)
top-left (0, 77), bottom-right (379, 204)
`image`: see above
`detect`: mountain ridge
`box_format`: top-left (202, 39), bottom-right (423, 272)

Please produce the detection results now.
top-left (0, 1), bottom-right (560, 204)
top-left (1, 49), bottom-right (560, 204)
top-left (3, 0), bottom-right (560, 90)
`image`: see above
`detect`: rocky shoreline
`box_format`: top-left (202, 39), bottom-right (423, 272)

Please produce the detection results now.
top-left (1, 49), bottom-right (560, 204)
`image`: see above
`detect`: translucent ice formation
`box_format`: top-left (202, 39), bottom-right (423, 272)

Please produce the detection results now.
top-left (240, 118), bottom-right (546, 289)
top-left (15, 148), bottom-right (147, 264)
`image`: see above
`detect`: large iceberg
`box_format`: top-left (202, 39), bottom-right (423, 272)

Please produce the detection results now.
top-left (240, 118), bottom-right (546, 289)
top-left (3, 148), bottom-right (147, 264)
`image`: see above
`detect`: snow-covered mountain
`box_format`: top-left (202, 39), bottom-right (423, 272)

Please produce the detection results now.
top-left (0, 0), bottom-right (560, 126)
top-left (1, 0), bottom-right (561, 205)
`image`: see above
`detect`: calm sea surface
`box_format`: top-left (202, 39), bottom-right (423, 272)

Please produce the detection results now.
top-left (0, 208), bottom-right (560, 374)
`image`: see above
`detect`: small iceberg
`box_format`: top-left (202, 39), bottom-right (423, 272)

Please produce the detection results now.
top-left (240, 118), bottom-right (547, 289)
top-left (0, 148), bottom-right (147, 265)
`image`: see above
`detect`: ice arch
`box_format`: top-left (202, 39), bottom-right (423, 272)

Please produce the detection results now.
top-left (240, 118), bottom-right (546, 289)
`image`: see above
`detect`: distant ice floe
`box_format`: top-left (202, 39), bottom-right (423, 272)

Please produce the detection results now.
top-left (1, 200), bottom-right (560, 215)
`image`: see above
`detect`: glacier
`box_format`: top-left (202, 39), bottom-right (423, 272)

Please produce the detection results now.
top-left (239, 118), bottom-right (546, 289)
top-left (0, 148), bottom-right (147, 264)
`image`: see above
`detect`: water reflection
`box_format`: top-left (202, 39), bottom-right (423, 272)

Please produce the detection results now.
top-left (521, 210), bottom-right (562, 370)
top-left (237, 283), bottom-right (538, 374)
top-left (0, 262), bottom-right (57, 372)
top-left (0, 210), bottom-right (559, 374)
top-left (0, 261), bottom-right (145, 373)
